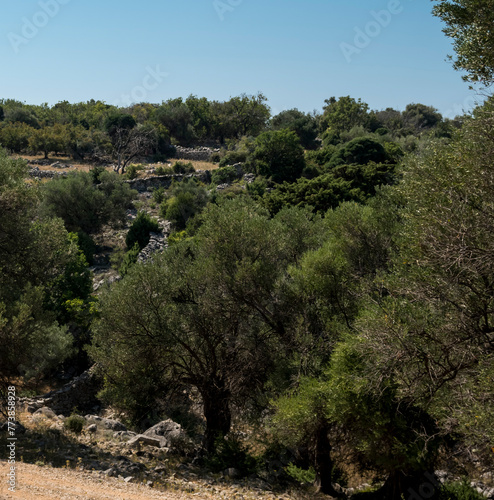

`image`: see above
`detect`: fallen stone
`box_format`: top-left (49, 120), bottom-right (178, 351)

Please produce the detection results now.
top-left (127, 434), bottom-right (165, 449)
top-left (34, 407), bottom-right (57, 419)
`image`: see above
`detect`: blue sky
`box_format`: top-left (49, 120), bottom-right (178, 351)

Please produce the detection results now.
top-left (0, 0), bottom-right (483, 118)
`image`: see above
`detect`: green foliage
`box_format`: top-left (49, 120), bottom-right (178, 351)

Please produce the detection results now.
top-left (251, 129), bottom-right (305, 184)
top-left (262, 161), bottom-right (395, 215)
top-left (0, 149), bottom-right (76, 398)
top-left (439, 479), bottom-right (486, 500)
top-left (402, 103), bottom-right (443, 132)
top-left (155, 165), bottom-right (174, 175)
top-left (63, 414), bottom-right (85, 434)
top-left (320, 96), bottom-right (370, 135)
top-left (89, 166), bottom-right (106, 185)
top-left (76, 231), bottom-right (96, 265)
top-left (160, 179), bottom-right (208, 230)
top-left (126, 211), bottom-right (160, 250)
top-left (433, 0), bottom-right (494, 85)
top-left (119, 242), bottom-right (141, 276)
top-left (285, 464), bottom-right (316, 484)
top-left (0, 122), bottom-right (33, 153)
top-left (151, 186), bottom-right (166, 204)
top-left (167, 230), bottom-right (191, 246)
top-left (218, 150), bottom-right (248, 167)
top-left (246, 177), bottom-right (267, 199)
top-left (211, 165), bottom-right (238, 185)
top-left (90, 198), bottom-right (325, 452)
top-left (172, 161), bottom-right (195, 174)
top-left (305, 145), bottom-right (337, 167)
top-left (41, 170), bottom-right (136, 234)
top-left (206, 436), bottom-right (259, 476)
top-left (271, 109), bottom-right (319, 149)
top-left (104, 113), bottom-right (136, 135)
top-left (45, 232), bottom-right (93, 323)
top-left (125, 163), bottom-right (143, 180)
top-left (328, 137), bottom-right (387, 167)
top-left (326, 335), bottom-right (440, 477)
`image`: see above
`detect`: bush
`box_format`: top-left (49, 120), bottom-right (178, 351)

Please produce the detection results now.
top-left (439, 479), bottom-right (486, 500)
top-left (160, 179), bottom-right (208, 230)
top-left (126, 211), bottom-right (160, 250)
top-left (205, 436), bottom-right (259, 477)
top-left (251, 129), bottom-right (306, 184)
top-left (210, 152), bottom-right (221, 163)
top-left (64, 414), bottom-right (85, 434)
top-left (155, 165), bottom-right (173, 175)
top-left (285, 464), bottom-right (316, 485)
top-left (151, 186), bottom-right (166, 204)
top-left (327, 137), bottom-right (387, 167)
top-left (172, 161), bottom-right (195, 174)
top-left (211, 165), bottom-right (238, 185)
top-left (125, 164), bottom-right (144, 180)
top-left (76, 231), bottom-right (96, 265)
top-left (89, 166), bottom-right (106, 185)
top-left (218, 150), bottom-right (247, 168)
top-left (41, 171), bottom-right (136, 234)
top-left (246, 177), bottom-right (267, 199)
top-left (119, 242), bottom-right (140, 276)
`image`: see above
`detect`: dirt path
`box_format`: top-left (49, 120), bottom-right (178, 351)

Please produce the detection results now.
top-left (0, 461), bottom-right (208, 500)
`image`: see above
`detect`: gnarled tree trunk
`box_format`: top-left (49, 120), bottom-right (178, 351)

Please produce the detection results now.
top-left (201, 378), bottom-right (232, 454)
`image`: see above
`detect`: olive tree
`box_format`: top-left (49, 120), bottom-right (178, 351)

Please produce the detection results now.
top-left (0, 150), bottom-right (90, 412)
top-left (90, 198), bottom-right (324, 452)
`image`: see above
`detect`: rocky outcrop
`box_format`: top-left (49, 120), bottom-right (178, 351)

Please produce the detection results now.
top-left (21, 366), bottom-right (102, 416)
top-left (126, 419), bottom-right (191, 453)
top-left (137, 232), bottom-right (167, 263)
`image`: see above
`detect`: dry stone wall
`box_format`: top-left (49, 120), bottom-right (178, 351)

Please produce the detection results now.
top-left (174, 146), bottom-right (219, 162)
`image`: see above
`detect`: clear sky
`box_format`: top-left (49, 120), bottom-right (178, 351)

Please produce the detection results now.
top-left (0, 0), bottom-right (483, 118)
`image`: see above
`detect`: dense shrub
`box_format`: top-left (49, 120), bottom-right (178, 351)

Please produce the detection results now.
top-left (41, 171), bottom-right (136, 234)
top-left (211, 165), bottom-right (238, 185)
top-left (172, 161), bottom-right (195, 174)
top-left (119, 242), bottom-right (141, 276)
top-left (151, 186), bottom-right (166, 204)
top-left (155, 165), bottom-right (174, 175)
top-left (160, 179), bottom-right (208, 230)
top-left (251, 129), bottom-right (305, 184)
top-left (126, 211), bottom-right (160, 250)
top-left (439, 479), bottom-right (486, 500)
top-left (125, 163), bottom-right (145, 180)
top-left (76, 231), bottom-right (96, 265)
top-left (327, 137), bottom-right (387, 167)
top-left (205, 436), bottom-right (259, 477)
top-left (64, 414), bottom-right (85, 434)
top-left (218, 150), bottom-right (247, 168)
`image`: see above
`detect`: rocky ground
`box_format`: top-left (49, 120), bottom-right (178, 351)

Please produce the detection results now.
top-left (0, 407), bottom-right (328, 500)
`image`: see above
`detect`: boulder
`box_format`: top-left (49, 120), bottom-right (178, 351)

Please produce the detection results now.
top-left (85, 415), bottom-right (127, 432)
top-left (34, 407), bottom-right (57, 419)
top-left (143, 419), bottom-right (184, 447)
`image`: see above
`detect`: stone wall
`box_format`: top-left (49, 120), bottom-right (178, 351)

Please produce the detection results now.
top-left (173, 146), bottom-right (219, 162)
top-left (125, 172), bottom-right (211, 193)
top-left (28, 167), bottom-right (68, 179)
